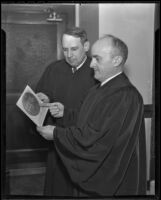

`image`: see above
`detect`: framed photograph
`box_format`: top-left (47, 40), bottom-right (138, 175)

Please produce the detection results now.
top-left (16, 85), bottom-right (48, 126)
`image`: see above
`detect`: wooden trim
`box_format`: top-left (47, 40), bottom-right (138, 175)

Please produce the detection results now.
top-left (75, 4), bottom-right (80, 27)
top-left (2, 4), bottom-right (75, 28)
top-left (1, 21), bottom-right (63, 25)
top-left (57, 17), bottom-right (66, 60)
top-left (6, 148), bottom-right (48, 153)
top-left (6, 149), bottom-right (47, 176)
top-left (7, 164), bottom-right (46, 176)
top-left (6, 148), bottom-right (48, 168)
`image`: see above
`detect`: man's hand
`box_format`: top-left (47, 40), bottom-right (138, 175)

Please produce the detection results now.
top-left (49, 102), bottom-right (64, 118)
top-left (36, 92), bottom-right (50, 103)
top-left (41, 102), bottom-right (64, 118)
top-left (36, 125), bottom-right (55, 140)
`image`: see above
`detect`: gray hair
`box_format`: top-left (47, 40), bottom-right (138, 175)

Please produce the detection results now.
top-left (63, 27), bottom-right (88, 44)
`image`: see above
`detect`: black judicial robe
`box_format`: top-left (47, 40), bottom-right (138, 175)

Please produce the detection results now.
top-left (54, 73), bottom-right (147, 196)
top-left (36, 57), bottom-right (97, 195)
top-left (36, 57), bottom-right (97, 127)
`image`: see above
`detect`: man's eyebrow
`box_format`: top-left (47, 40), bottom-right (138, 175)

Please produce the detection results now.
top-left (71, 46), bottom-right (79, 49)
top-left (92, 55), bottom-right (100, 58)
top-left (63, 46), bottom-right (79, 49)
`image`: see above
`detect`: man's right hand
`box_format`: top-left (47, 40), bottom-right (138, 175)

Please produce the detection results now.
top-left (49, 102), bottom-right (64, 118)
top-left (41, 102), bottom-right (64, 118)
top-left (36, 92), bottom-right (50, 103)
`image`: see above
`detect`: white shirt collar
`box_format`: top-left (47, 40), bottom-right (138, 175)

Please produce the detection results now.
top-left (100, 72), bottom-right (122, 86)
top-left (72, 56), bottom-right (87, 73)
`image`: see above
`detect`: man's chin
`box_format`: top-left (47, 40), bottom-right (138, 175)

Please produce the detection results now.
top-left (67, 61), bottom-right (76, 67)
top-left (94, 73), bottom-right (98, 79)
top-left (94, 74), bottom-right (100, 81)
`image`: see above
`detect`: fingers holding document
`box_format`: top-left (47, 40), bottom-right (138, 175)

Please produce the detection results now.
top-left (41, 102), bottom-right (64, 118)
top-left (36, 92), bottom-right (50, 103)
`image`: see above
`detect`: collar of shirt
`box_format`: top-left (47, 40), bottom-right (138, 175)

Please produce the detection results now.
top-left (100, 72), bottom-right (122, 87)
top-left (72, 55), bottom-right (87, 73)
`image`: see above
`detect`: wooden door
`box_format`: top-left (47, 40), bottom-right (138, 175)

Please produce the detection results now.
top-left (2, 3), bottom-right (75, 168)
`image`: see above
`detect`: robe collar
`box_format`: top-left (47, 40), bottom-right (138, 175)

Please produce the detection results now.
top-left (96, 72), bottom-right (132, 93)
top-left (72, 55), bottom-right (87, 73)
top-left (100, 72), bottom-right (123, 87)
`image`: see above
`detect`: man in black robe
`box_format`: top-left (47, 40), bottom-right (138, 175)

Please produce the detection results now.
top-left (37, 34), bottom-right (147, 196)
top-left (36, 27), bottom-right (97, 196)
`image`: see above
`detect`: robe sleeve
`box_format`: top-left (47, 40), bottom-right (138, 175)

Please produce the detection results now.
top-left (54, 87), bottom-right (145, 195)
top-left (62, 107), bottom-right (79, 127)
top-left (62, 86), bottom-right (99, 126)
top-left (62, 96), bottom-right (85, 126)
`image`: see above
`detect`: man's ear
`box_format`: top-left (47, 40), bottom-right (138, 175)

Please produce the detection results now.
top-left (83, 41), bottom-right (90, 52)
top-left (112, 56), bottom-right (123, 67)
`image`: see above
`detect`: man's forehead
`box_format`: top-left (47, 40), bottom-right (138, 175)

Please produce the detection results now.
top-left (62, 34), bottom-right (82, 47)
top-left (92, 39), bottom-right (113, 53)
top-left (62, 34), bottom-right (81, 41)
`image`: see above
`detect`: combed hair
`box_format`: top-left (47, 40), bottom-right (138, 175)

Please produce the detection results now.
top-left (63, 27), bottom-right (88, 44)
top-left (102, 34), bottom-right (128, 65)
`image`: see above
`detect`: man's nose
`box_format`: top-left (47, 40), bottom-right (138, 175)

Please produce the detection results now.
top-left (67, 50), bottom-right (72, 58)
top-left (90, 59), bottom-right (95, 68)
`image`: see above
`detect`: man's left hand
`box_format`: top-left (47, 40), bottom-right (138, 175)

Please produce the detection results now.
top-left (36, 125), bottom-right (55, 140)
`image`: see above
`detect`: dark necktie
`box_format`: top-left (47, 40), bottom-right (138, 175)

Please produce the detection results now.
top-left (72, 67), bottom-right (77, 73)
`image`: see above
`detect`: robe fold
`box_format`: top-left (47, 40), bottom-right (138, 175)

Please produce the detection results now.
top-left (36, 57), bottom-right (97, 195)
top-left (54, 73), bottom-right (147, 196)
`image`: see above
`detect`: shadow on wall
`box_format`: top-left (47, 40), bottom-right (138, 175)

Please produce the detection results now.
top-left (123, 64), bottom-right (130, 77)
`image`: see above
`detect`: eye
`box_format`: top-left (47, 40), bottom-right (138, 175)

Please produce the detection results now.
top-left (71, 47), bottom-right (78, 51)
top-left (63, 48), bottom-right (67, 52)
top-left (96, 57), bottom-right (100, 62)
top-left (93, 56), bottom-right (100, 62)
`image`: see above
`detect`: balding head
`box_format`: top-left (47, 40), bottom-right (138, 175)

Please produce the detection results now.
top-left (98, 34), bottom-right (128, 66)
top-left (90, 34), bottom-right (128, 82)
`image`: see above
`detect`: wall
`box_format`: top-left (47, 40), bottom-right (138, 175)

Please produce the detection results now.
top-left (99, 3), bottom-right (155, 181)
top-left (99, 3), bottom-right (155, 105)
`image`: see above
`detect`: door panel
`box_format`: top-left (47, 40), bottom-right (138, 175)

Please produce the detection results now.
top-left (2, 4), bottom-right (75, 163)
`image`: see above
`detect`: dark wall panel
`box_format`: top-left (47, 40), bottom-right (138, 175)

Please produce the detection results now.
top-left (3, 23), bottom-right (58, 150)
top-left (4, 24), bottom-right (57, 92)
